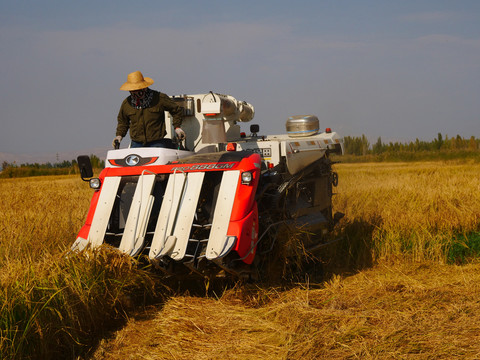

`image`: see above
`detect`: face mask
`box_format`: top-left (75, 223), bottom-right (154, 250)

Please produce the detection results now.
top-left (129, 88), bottom-right (153, 109)
top-left (130, 89), bottom-right (146, 100)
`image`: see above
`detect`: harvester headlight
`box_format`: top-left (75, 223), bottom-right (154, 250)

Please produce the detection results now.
top-left (241, 171), bottom-right (253, 185)
top-left (89, 178), bottom-right (101, 189)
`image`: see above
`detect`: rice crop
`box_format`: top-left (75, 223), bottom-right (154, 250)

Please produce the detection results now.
top-left (0, 176), bottom-right (160, 359)
top-left (333, 161), bottom-right (480, 263)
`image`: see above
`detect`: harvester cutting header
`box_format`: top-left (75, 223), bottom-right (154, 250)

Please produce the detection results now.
top-left (74, 89), bottom-right (344, 280)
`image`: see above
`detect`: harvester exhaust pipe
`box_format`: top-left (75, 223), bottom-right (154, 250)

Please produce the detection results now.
top-left (200, 92), bottom-right (254, 144)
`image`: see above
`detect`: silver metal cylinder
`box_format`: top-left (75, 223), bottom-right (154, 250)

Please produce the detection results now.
top-left (286, 115), bottom-right (319, 137)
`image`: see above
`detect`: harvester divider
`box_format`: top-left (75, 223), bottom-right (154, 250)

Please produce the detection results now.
top-left (119, 173), bottom-right (156, 256)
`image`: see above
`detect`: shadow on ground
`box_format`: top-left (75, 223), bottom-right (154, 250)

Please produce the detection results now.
top-left (250, 218), bottom-right (377, 287)
top-left (317, 218), bottom-right (376, 280)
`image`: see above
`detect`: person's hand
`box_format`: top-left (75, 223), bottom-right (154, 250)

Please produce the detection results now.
top-left (112, 136), bottom-right (122, 148)
top-left (175, 127), bottom-right (186, 140)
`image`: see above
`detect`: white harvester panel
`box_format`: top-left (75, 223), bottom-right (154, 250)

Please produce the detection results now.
top-left (88, 176), bottom-right (121, 247)
top-left (236, 141), bottom-right (281, 168)
top-left (285, 140), bottom-right (327, 175)
top-left (206, 170), bottom-right (240, 260)
top-left (149, 172), bottom-right (187, 259)
top-left (119, 174), bottom-right (156, 256)
top-left (236, 131), bottom-right (343, 175)
top-left (105, 147), bottom-right (195, 168)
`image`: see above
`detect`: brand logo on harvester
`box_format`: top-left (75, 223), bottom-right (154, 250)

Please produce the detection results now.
top-left (125, 155), bottom-right (140, 166)
top-left (170, 162), bottom-right (237, 171)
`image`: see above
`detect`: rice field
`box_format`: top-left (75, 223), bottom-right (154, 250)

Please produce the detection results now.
top-left (334, 161), bottom-right (480, 263)
top-left (0, 176), bottom-right (159, 359)
top-left (1, 160), bottom-right (480, 359)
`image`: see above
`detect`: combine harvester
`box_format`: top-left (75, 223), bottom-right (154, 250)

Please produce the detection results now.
top-left (73, 92), bottom-right (344, 279)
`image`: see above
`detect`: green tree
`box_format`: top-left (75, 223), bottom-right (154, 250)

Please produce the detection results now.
top-left (434, 133), bottom-right (444, 150)
top-left (469, 136), bottom-right (477, 150)
top-left (372, 137), bottom-right (384, 154)
top-left (89, 155), bottom-right (105, 169)
top-left (361, 134), bottom-right (370, 155)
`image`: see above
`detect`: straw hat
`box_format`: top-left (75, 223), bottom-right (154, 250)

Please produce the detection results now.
top-left (119, 71), bottom-right (154, 91)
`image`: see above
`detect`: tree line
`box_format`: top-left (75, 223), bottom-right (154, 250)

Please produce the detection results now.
top-left (344, 133), bottom-right (479, 156)
top-left (2, 133), bottom-right (479, 178)
top-left (0, 155), bottom-right (105, 178)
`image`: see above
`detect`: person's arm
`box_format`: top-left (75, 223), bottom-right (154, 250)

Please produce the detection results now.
top-left (116, 100), bottom-right (130, 137)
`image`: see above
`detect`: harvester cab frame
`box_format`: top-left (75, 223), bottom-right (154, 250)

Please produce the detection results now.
top-left (73, 92), bottom-right (344, 280)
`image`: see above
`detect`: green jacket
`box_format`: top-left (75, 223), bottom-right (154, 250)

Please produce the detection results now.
top-left (116, 90), bottom-right (184, 144)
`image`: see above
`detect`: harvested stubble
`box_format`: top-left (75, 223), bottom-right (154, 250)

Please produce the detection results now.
top-left (93, 261), bottom-right (480, 359)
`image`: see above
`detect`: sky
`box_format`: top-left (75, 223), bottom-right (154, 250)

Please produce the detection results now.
top-left (1, 0), bottom-right (479, 158)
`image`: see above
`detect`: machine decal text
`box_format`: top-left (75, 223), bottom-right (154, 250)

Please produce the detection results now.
top-left (170, 162), bottom-right (236, 171)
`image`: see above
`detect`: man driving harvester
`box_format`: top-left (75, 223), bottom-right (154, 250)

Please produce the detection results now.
top-left (112, 71), bottom-right (185, 149)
